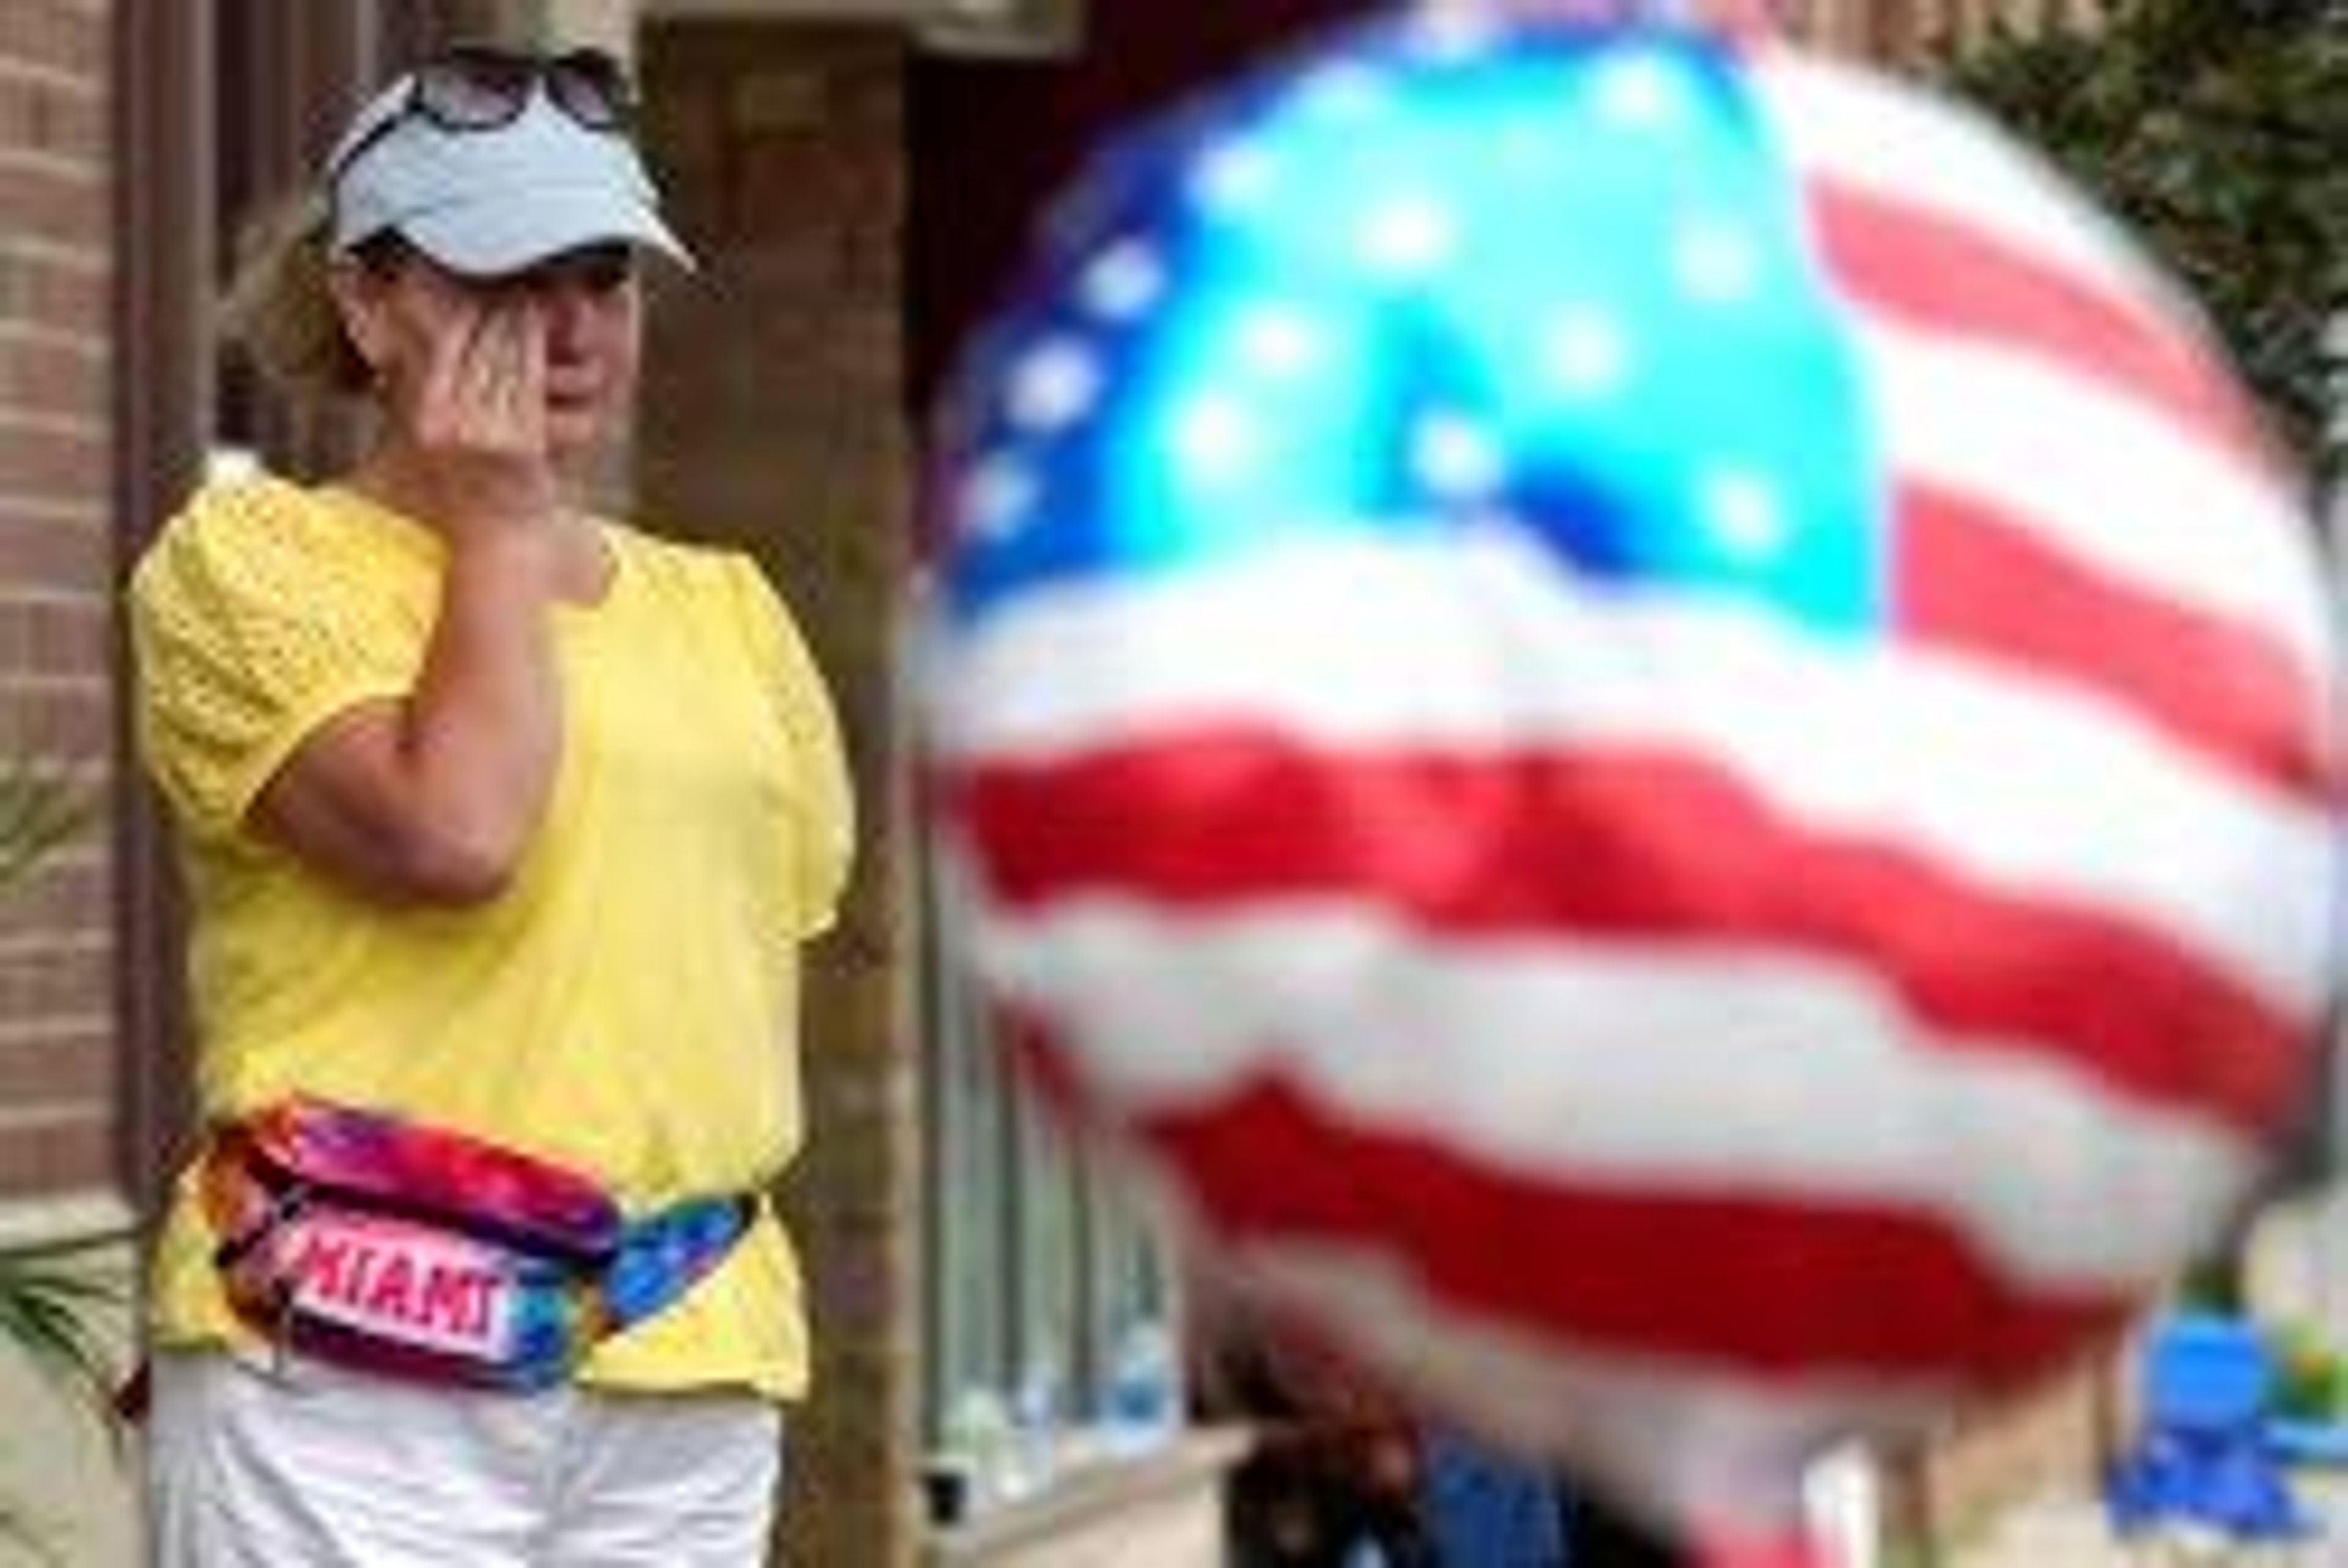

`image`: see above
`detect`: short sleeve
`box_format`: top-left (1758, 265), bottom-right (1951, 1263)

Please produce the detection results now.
top-left (723, 554), bottom-right (855, 938)
top-left (129, 478), bottom-right (426, 841)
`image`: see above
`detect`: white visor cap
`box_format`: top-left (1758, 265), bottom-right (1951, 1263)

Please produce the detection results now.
top-left (326, 73), bottom-right (695, 278)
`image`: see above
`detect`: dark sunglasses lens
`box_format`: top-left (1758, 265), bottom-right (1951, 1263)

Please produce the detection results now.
top-left (414, 51), bottom-right (536, 130)
top-left (545, 53), bottom-right (632, 130)
top-left (574, 247), bottom-right (637, 293)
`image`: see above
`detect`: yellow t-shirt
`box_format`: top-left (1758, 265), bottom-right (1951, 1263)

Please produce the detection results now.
top-left (128, 474), bottom-right (854, 1399)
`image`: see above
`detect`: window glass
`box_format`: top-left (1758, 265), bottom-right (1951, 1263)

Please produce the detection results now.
top-left (920, 845), bottom-right (1183, 1513)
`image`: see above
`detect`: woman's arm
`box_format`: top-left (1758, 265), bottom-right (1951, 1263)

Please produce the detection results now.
top-left (253, 292), bottom-right (567, 907)
top-left (253, 526), bottom-right (561, 906)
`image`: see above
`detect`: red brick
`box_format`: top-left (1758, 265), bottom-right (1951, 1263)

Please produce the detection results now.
top-left (0, 594), bottom-right (109, 676)
top-left (0, 1025), bottom-right (111, 1103)
top-left (0, 160), bottom-right (102, 242)
top-left (0, 420), bottom-right (105, 497)
top-left (0, 332), bottom-right (102, 421)
top-left (0, 854), bottom-right (103, 942)
top-left (0, 248), bottom-right (106, 333)
top-left (0, 70), bottom-right (102, 161)
top-left (0, 937), bottom-right (107, 1023)
top-left (0, 4), bottom-right (105, 83)
top-left (0, 675), bottom-right (111, 757)
top-left (0, 513), bottom-right (103, 587)
top-left (0, 1111), bottom-right (110, 1197)
top-left (0, 0), bottom-right (106, 1212)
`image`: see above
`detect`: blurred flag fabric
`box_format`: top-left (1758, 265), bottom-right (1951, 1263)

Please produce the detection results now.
top-left (925, 2), bottom-right (2339, 1542)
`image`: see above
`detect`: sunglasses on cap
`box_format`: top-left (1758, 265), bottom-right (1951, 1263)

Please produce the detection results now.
top-left (328, 45), bottom-right (637, 183)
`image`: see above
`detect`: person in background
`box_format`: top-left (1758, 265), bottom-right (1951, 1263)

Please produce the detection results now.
top-left (1567, 1493), bottom-right (1686, 1567)
top-left (1192, 1275), bottom-right (1690, 1566)
top-left (1190, 1278), bottom-right (1436, 1566)
top-left (1419, 1425), bottom-right (1570, 1567)
top-left (129, 42), bottom-right (853, 1565)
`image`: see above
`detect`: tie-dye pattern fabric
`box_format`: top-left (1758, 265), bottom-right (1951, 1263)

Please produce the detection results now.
top-left (203, 1099), bottom-right (749, 1391)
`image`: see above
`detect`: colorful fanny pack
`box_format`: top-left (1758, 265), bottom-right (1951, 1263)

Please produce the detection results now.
top-left (201, 1098), bottom-right (750, 1392)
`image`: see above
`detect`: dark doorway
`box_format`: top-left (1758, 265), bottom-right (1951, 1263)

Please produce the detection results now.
top-left (904, 0), bottom-right (1357, 416)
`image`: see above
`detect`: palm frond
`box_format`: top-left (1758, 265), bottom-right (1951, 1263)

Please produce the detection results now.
top-left (0, 756), bottom-right (90, 897)
top-left (0, 1504), bottom-right (66, 1566)
top-left (0, 1246), bottom-right (123, 1564)
top-left (0, 762), bottom-right (114, 1421)
top-left (0, 1251), bottom-right (125, 1425)
top-left (0, 748), bottom-right (106, 1561)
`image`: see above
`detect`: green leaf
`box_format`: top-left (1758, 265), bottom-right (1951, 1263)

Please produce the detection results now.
top-left (0, 1506), bottom-right (67, 1567)
top-left (0, 1251), bottom-right (125, 1433)
top-left (0, 756), bottom-right (90, 899)
top-left (1943, 0), bottom-right (2346, 487)
top-left (0, 760), bottom-right (110, 1557)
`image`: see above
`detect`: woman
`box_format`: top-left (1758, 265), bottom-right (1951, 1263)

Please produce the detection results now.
top-left (129, 43), bottom-right (853, 1564)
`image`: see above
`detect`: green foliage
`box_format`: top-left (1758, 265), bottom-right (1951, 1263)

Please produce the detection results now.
top-left (0, 1237), bottom-right (124, 1421)
top-left (2267, 1318), bottom-right (2348, 1421)
top-left (2176, 1251), bottom-right (2245, 1315)
top-left (0, 756), bottom-right (114, 1560)
top-left (0, 755), bottom-right (86, 899)
top-left (1944, 0), bottom-right (2346, 489)
top-left (0, 1232), bottom-right (126, 1563)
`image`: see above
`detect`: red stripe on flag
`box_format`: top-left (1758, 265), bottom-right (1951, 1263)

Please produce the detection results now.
top-left (1897, 479), bottom-right (2328, 797)
top-left (947, 737), bottom-right (2306, 1133)
top-left (1806, 180), bottom-right (2278, 469)
top-left (1120, 1062), bottom-right (2128, 1382)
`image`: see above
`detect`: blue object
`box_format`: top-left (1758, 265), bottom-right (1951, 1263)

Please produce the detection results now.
top-left (1420, 1427), bottom-right (1570, 1567)
top-left (2103, 1312), bottom-right (2312, 1541)
top-left (2272, 1416), bottom-right (2348, 1467)
top-left (1102, 1317), bottom-right (1183, 1450)
top-left (936, 9), bottom-right (1888, 643)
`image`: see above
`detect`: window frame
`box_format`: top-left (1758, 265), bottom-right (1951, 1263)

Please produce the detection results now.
top-left (917, 841), bottom-right (1182, 1497)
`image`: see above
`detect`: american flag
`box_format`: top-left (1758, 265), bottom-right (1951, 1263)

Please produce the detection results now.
top-left (923, 5), bottom-right (2338, 1534)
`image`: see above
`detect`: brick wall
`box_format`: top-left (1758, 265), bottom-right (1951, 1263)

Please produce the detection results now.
top-left (0, 0), bottom-right (116, 1205)
top-left (637, 24), bottom-right (921, 1568)
top-left (1790, 0), bottom-right (2103, 57)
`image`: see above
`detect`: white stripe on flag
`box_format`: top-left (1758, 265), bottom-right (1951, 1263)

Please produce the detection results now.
top-left (1753, 50), bottom-right (2207, 337)
top-left (1858, 315), bottom-right (2330, 671)
top-left (971, 894), bottom-right (2265, 1294)
top-left (927, 531), bottom-right (2335, 1015)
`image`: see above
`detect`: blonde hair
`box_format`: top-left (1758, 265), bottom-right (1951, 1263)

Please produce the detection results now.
top-left (216, 190), bottom-right (378, 402)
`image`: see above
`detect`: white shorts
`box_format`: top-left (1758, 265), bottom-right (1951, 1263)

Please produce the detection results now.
top-left (146, 1351), bottom-right (784, 1567)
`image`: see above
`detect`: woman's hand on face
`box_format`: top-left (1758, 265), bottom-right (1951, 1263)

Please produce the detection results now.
top-left (394, 290), bottom-right (561, 537)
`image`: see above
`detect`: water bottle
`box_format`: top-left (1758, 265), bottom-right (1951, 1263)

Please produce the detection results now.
top-left (943, 1386), bottom-right (1017, 1507)
top-left (1008, 1364), bottom-right (1061, 1497)
top-left (1104, 1316), bottom-right (1181, 1453)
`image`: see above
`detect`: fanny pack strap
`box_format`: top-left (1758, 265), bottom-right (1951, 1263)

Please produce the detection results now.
top-left (602, 1192), bottom-right (755, 1334)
